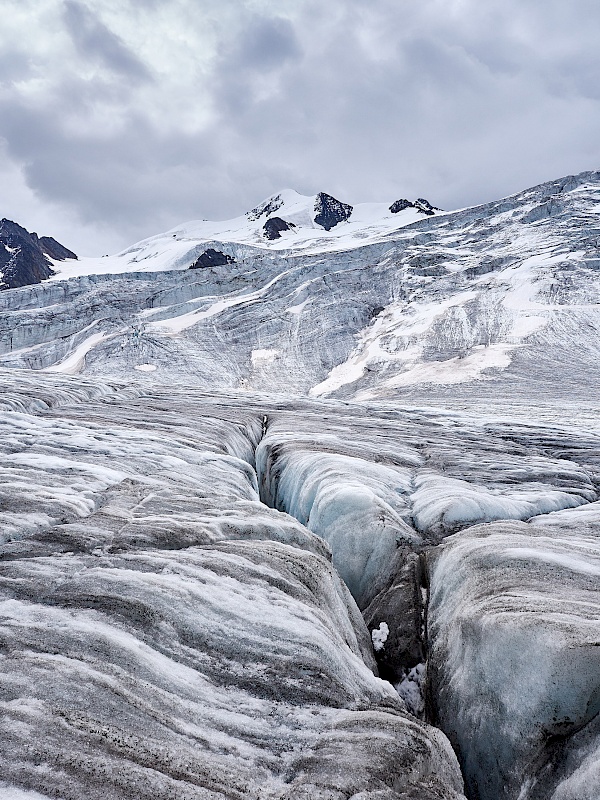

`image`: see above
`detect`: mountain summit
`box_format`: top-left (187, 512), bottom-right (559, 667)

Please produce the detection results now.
top-left (0, 218), bottom-right (76, 290)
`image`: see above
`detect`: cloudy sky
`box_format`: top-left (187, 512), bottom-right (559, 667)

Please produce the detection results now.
top-left (1, 0), bottom-right (599, 255)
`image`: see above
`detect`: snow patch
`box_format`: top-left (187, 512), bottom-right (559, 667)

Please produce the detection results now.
top-left (309, 291), bottom-right (480, 397)
top-left (251, 349), bottom-right (279, 366)
top-left (371, 621), bottom-right (389, 652)
top-left (386, 344), bottom-right (514, 387)
top-left (43, 329), bottom-right (108, 374)
top-left (286, 299), bottom-right (309, 315)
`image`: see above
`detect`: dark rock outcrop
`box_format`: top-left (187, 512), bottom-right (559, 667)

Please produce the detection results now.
top-left (263, 217), bottom-right (295, 240)
top-left (363, 552), bottom-right (425, 685)
top-left (314, 192), bottom-right (353, 230)
top-left (0, 219), bottom-right (76, 291)
top-left (36, 235), bottom-right (77, 261)
top-left (190, 248), bottom-right (235, 269)
top-left (414, 198), bottom-right (437, 215)
top-left (389, 199), bottom-right (414, 214)
top-left (390, 198), bottom-right (440, 215)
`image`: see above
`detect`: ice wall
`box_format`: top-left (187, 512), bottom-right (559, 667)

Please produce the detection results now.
top-left (428, 517), bottom-right (600, 800)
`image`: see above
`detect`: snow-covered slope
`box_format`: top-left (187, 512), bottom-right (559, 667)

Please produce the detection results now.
top-left (48, 189), bottom-right (439, 281)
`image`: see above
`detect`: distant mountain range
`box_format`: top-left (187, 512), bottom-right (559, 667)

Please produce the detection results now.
top-left (0, 188), bottom-right (442, 288)
top-left (1, 172), bottom-right (598, 402)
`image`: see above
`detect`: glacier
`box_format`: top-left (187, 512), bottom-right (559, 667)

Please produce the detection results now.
top-left (0, 173), bottom-right (599, 800)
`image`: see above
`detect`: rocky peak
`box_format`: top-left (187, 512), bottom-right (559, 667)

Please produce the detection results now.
top-left (414, 198), bottom-right (437, 215)
top-left (0, 218), bottom-right (76, 290)
top-left (389, 199), bottom-right (414, 214)
top-left (246, 194), bottom-right (284, 222)
top-left (389, 198), bottom-right (439, 216)
top-left (35, 234), bottom-right (77, 261)
top-left (313, 192), bottom-right (353, 231)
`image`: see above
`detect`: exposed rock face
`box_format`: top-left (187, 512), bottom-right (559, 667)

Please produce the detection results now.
top-left (36, 234), bottom-right (77, 261)
top-left (363, 552), bottom-right (426, 685)
top-left (0, 218), bottom-right (76, 290)
top-left (246, 193), bottom-right (284, 221)
top-left (263, 216), bottom-right (295, 240)
top-left (1, 219), bottom-right (55, 289)
top-left (414, 198), bottom-right (437, 215)
top-left (390, 198), bottom-right (414, 213)
top-left (190, 248), bottom-right (235, 268)
top-left (389, 198), bottom-right (439, 215)
top-left (314, 191), bottom-right (353, 230)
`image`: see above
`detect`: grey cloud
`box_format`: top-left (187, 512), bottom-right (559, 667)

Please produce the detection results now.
top-left (231, 15), bottom-right (302, 71)
top-left (213, 13), bottom-right (303, 115)
top-left (0, 91), bottom-right (234, 245)
top-left (0, 50), bottom-right (33, 86)
top-left (204, 0), bottom-right (600, 212)
top-left (63, 1), bottom-right (153, 83)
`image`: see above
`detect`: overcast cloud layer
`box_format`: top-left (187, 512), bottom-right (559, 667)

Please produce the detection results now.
top-left (1, 0), bottom-right (599, 255)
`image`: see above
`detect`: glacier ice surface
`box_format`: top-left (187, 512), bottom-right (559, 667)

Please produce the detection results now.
top-left (1, 171), bottom-right (600, 799)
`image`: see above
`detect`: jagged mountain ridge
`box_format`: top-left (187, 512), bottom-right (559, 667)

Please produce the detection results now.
top-left (0, 218), bottom-right (77, 290)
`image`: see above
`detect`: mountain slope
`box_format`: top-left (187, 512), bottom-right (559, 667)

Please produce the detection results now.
top-left (43, 189), bottom-right (440, 282)
top-left (0, 218), bottom-right (77, 290)
top-left (1, 172), bottom-right (599, 403)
